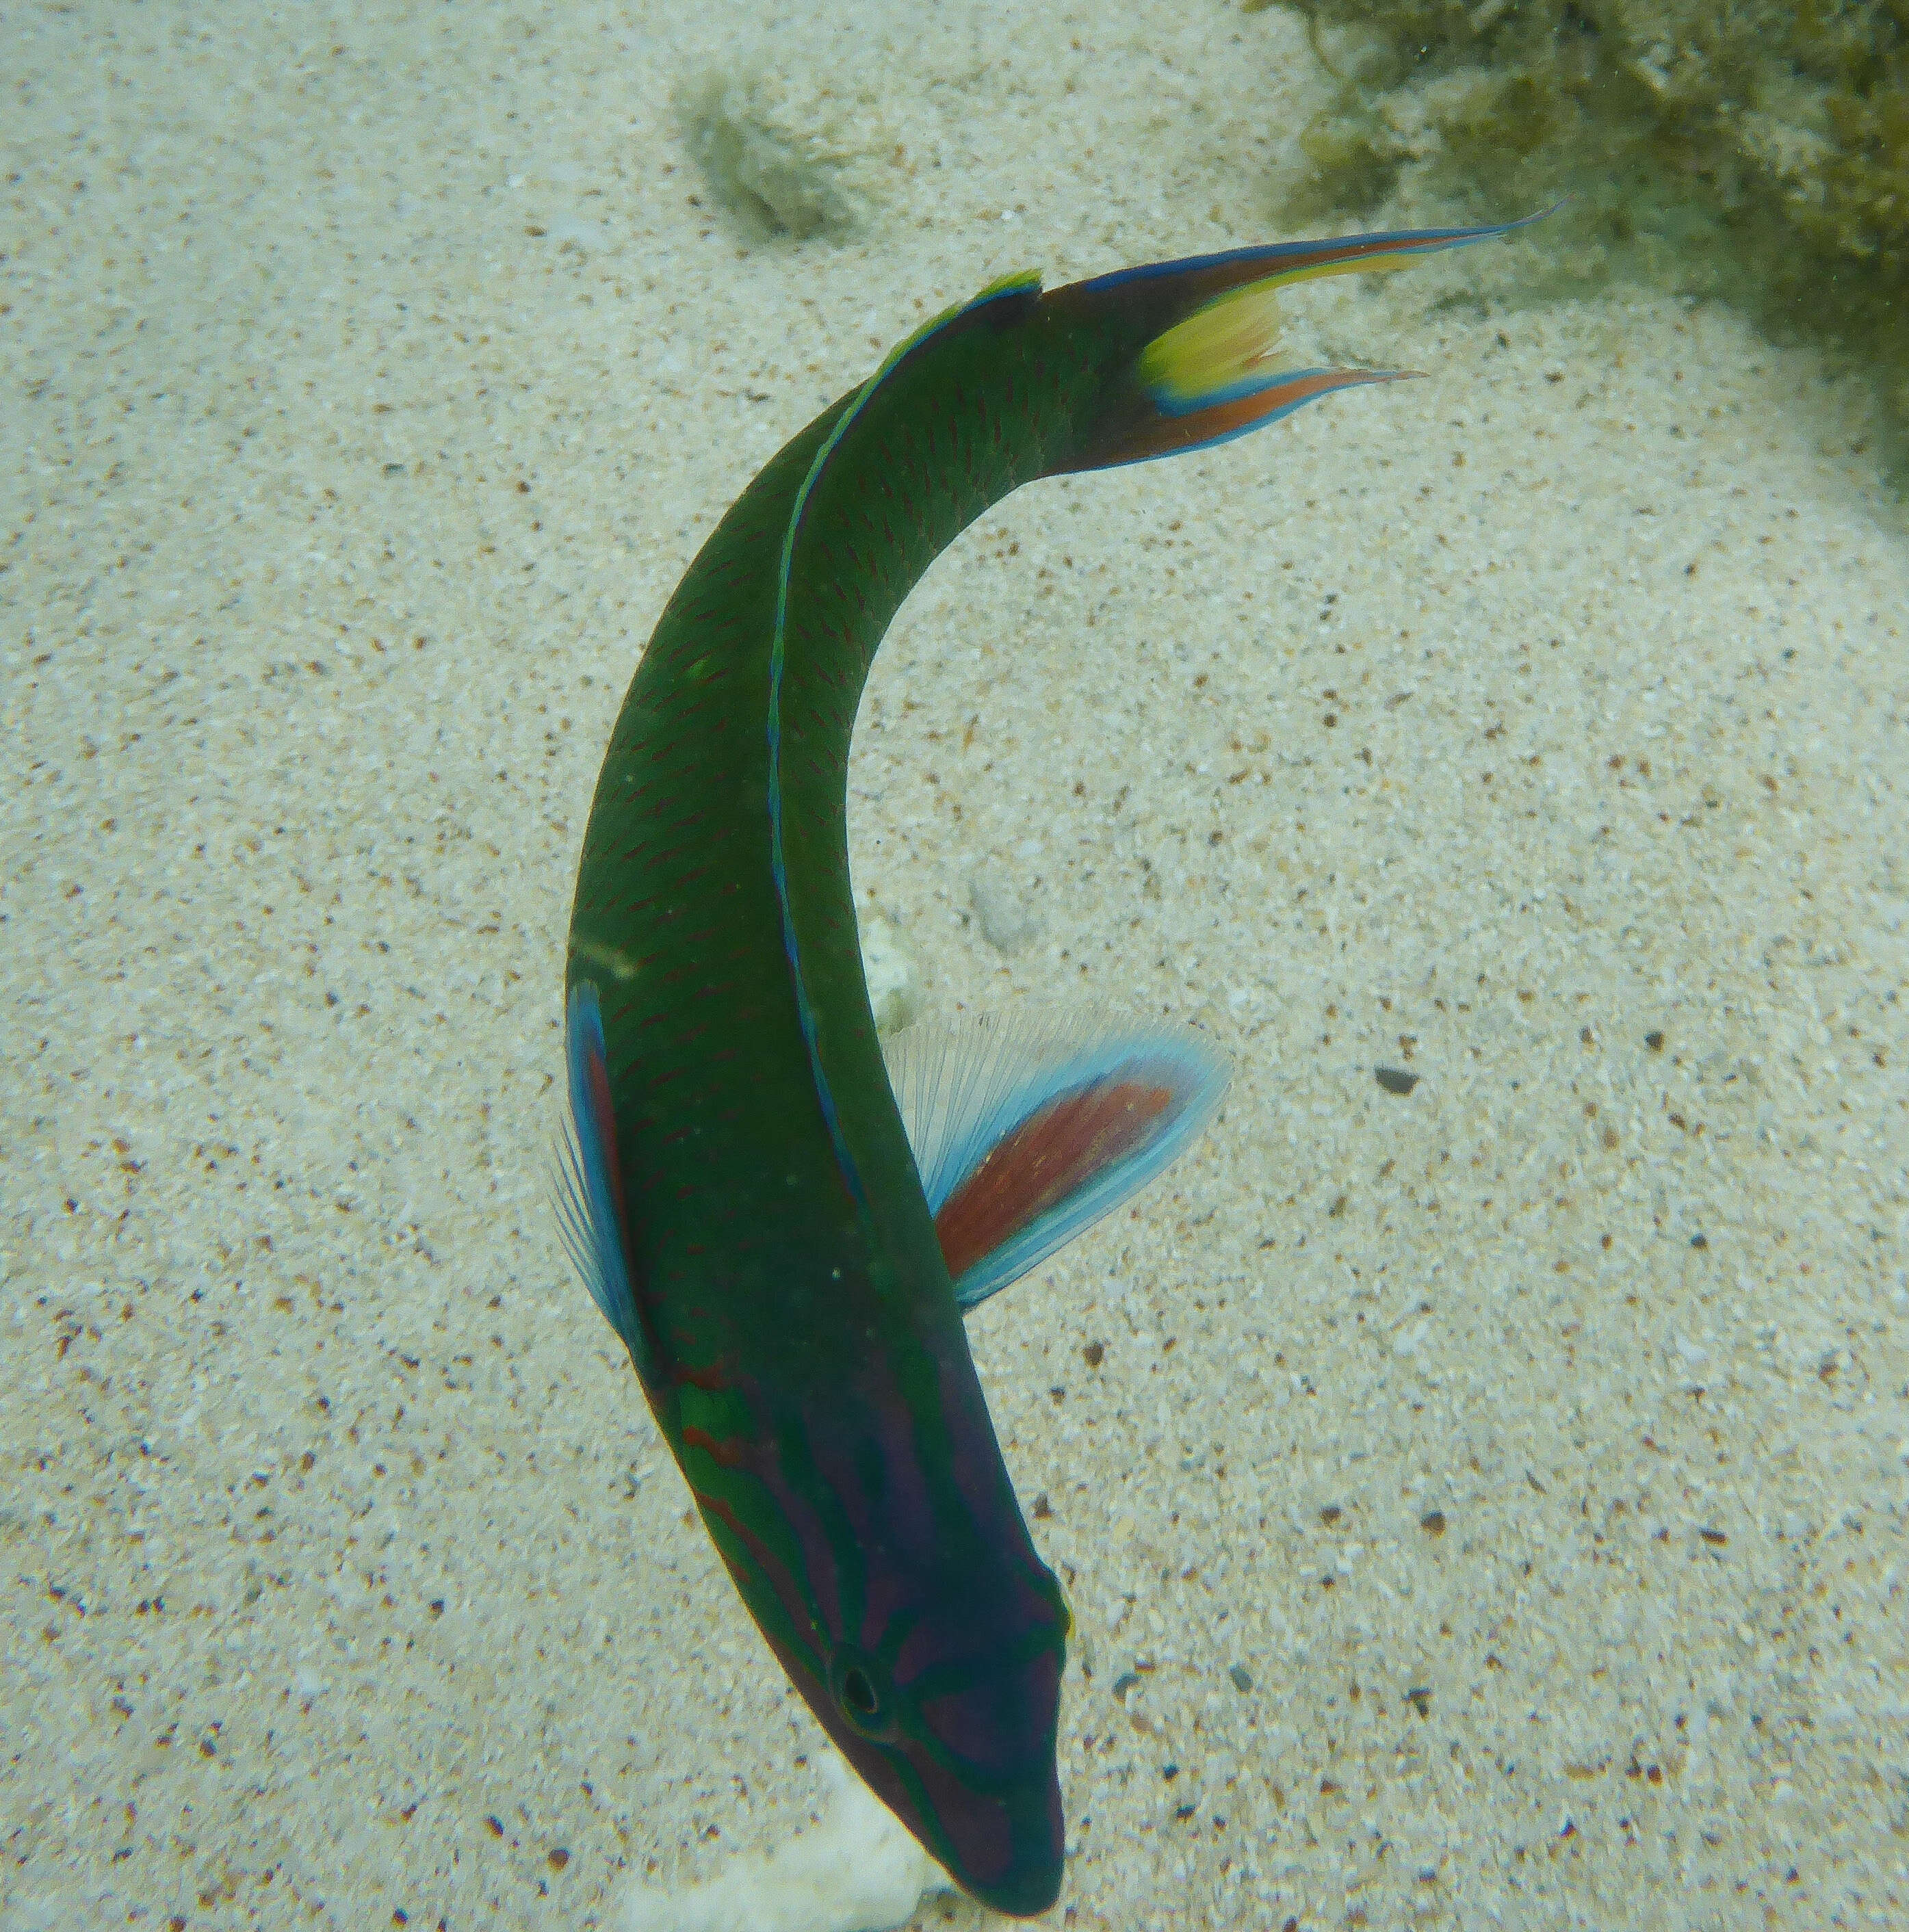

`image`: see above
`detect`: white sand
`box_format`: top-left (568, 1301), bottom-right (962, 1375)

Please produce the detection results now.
top-left (5, 3), bottom-right (1906, 1929)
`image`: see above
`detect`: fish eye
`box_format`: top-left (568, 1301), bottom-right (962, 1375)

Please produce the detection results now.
top-left (842, 1668), bottom-right (880, 1721)
top-left (828, 1650), bottom-right (896, 1738)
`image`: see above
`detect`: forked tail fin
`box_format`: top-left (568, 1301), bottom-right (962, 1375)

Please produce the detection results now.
top-left (1046, 211), bottom-right (1550, 471)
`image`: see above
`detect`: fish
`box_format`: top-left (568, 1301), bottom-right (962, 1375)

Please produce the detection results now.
top-left (560, 215), bottom-right (1530, 1916)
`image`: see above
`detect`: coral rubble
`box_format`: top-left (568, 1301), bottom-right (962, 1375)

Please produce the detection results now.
top-left (1265, 0), bottom-right (1909, 471)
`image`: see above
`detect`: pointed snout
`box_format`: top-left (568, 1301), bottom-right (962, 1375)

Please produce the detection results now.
top-left (911, 1645), bottom-right (1066, 1916)
top-left (911, 1739), bottom-right (1065, 1916)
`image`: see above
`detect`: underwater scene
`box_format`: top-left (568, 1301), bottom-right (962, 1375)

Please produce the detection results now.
top-left (5, 3), bottom-right (1906, 1929)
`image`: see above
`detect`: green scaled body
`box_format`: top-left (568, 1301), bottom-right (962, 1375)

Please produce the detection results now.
top-left (561, 218), bottom-right (1531, 1914)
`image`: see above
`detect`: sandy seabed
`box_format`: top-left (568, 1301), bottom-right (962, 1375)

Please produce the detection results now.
top-left (5, 3), bottom-right (1907, 1929)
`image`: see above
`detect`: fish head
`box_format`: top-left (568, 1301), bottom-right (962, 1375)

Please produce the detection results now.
top-left (746, 1344), bottom-right (1072, 1917)
top-left (802, 1535), bottom-right (1070, 1918)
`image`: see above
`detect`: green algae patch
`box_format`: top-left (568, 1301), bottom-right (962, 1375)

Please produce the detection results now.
top-left (1270, 0), bottom-right (1909, 475)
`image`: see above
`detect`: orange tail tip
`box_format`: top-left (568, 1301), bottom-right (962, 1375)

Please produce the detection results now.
top-left (1116, 362), bottom-right (1422, 466)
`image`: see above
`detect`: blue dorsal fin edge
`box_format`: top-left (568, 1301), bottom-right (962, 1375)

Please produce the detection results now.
top-left (885, 1010), bottom-right (1231, 1312)
top-left (766, 270), bottom-right (1046, 1216)
top-left (557, 982), bottom-right (655, 1385)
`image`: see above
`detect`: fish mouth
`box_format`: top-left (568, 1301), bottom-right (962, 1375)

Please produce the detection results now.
top-left (907, 1739), bottom-right (1065, 1917)
top-left (907, 1644), bottom-right (1067, 1916)
top-left (771, 1621), bottom-right (1067, 1914)
top-left (816, 1643), bottom-right (1067, 1916)
top-left (822, 1712), bottom-right (1065, 1918)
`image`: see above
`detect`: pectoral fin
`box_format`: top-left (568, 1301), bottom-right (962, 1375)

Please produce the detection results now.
top-left (556, 981), bottom-right (661, 1389)
top-left (885, 1013), bottom-right (1230, 1311)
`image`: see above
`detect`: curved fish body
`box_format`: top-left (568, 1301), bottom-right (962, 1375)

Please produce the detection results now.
top-left (561, 218), bottom-right (1528, 1914)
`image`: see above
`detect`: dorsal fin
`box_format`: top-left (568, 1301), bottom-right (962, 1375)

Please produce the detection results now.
top-left (766, 273), bottom-right (1045, 1212)
top-left (885, 1011), bottom-right (1229, 1311)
